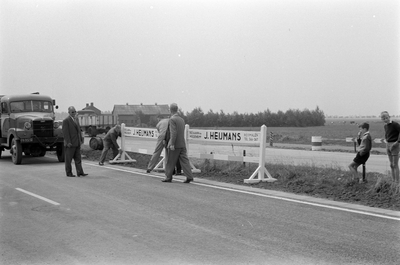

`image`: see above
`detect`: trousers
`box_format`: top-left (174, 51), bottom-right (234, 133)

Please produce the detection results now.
top-left (65, 146), bottom-right (84, 176)
top-left (165, 147), bottom-right (193, 180)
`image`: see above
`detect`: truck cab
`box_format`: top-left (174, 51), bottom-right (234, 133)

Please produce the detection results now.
top-left (0, 93), bottom-right (64, 164)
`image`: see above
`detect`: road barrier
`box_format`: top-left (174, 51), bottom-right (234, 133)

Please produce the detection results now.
top-left (311, 136), bottom-right (322, 151)
top-left (110, 123), bottom-right (136, 164)
top-left (118, 123), bottom-right (277, 183)
top-left (187, 124), bottom-right (277, 183)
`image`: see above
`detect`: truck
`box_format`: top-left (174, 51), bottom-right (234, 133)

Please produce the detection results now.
top-left (0, 93), bottom-right (65, 164)
top-left (77, 109), bottom-right (116, 137)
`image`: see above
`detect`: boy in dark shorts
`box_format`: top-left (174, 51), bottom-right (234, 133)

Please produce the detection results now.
top-left (348, 122), bottom-right (372, 183)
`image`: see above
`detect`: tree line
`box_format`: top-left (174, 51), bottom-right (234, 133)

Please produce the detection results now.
top-left (179, 106), bottom-right (325, 127)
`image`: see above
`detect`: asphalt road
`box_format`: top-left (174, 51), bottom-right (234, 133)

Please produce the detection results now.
top-left (1, 153), bottom-right (399, 265)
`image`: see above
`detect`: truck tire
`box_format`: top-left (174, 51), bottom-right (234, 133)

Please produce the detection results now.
top-left (57, 144), bottom-right (65, 162)
top-left (11, 138), bottom-right (22, 164)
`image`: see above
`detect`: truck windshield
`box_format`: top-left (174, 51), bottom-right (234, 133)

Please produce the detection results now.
top-left (10, 100), bottom-right (53, 113)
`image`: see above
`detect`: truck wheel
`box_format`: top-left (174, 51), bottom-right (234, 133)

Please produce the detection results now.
top-left (57, 145), bottom-right (65, 162)
top-left (11, 138), bottom-right (22, 164)
top-left (0, 148), bottom-right (2, 159)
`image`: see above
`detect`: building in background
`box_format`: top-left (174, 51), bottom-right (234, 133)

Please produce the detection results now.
top-left (112, 103), bottom-right (170, 127)
top-left (82, 102), bottom-right (101, 115)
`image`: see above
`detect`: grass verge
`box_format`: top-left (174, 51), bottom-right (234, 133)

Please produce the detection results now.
top-left (80, 146), bottom-right (400, 211)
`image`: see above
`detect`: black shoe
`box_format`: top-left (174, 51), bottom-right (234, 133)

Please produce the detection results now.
top-left (67, 174), bottom-right (76, 177)
top-left (146, 169), bottom-right (151, 173)
top-left (78, 173), bottom-right (88, 177)
top-left (161, 178), bottom-right (172, 182)
top-left (183, 178), bottom-right (193, 183)
top-left (99, 162), bottom-right (104, 166)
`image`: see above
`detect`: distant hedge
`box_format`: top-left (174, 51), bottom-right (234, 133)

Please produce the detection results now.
top-left (180, 106), bottom-right (325, 127)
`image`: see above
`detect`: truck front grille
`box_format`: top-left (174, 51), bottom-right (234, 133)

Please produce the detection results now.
top-left (33, 120), bottom-right (53, 137)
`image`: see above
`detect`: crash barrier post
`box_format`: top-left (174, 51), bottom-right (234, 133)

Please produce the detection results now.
top-left (110, 123), bottom-right (136, 164)
top-left (311, 136), bottom-right (322, 151)
top-left (362, 164), bottom-right (366, 179)
top-left (269, 132), bottom-right (273, 147)
top-left (346, 137), bottom-right (358, 153)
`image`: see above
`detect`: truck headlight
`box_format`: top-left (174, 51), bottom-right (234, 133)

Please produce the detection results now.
top-left (24, 122), bottom-right (32, 129)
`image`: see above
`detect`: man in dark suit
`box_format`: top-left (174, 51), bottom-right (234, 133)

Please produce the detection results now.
top-left (162, 103), bottom-right (194, 183)
top-left (99, 125), bottom-right (121, 165)
top-left (146, 116), bottom-right (182, 174)
top-left (62, 106), bottom-right (88, 177)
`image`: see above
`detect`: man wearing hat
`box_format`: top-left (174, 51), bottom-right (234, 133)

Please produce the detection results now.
top-left (348, 122), bottom-right (372, 183)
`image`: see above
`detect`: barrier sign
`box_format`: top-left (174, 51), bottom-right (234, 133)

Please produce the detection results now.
top-left (124, 127), bottom-right (159, 139)
top-left (374, 138), bottom-right (387, 144)
top-left (188, 129), bottom-right (260, 144)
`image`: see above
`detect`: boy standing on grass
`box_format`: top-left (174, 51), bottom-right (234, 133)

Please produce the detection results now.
top-left (349, 122), bottom-right (372, 183)
top-left (380, 111), bottom-right (400, 183)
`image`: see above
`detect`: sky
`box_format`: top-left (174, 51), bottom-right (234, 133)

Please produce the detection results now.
top-left (0, 0), bottom-right (399, 117)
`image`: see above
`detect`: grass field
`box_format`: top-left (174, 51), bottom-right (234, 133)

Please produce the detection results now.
top-left (203, 118), bottom-right (388, 148)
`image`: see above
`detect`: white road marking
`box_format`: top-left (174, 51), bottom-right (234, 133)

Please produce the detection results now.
top-left (193, 183), bottom-right (400, 221)
top-left (16, 188), bottom-right (60, 206)
top-left (87, 163), bottom-right (400, 221)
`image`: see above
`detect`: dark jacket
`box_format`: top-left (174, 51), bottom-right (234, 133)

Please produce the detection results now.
top-left (358, 132), bottom-right (372, 156)
top-left (167, 113), bottom-right (186, 149)
top-left (104, 127), bottom-right (121, 149)
top-left (62, 116), bottom-right (83, 147)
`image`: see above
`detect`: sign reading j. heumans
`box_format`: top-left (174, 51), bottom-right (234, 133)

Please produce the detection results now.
top-left (188, 129), bottom-right (260, 144)
top-left (124, 126), bottom-right (261, 144)
top-left (124, 127), bottom-right (159, 139)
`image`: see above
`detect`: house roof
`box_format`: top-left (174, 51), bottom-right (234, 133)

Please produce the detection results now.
top-left (112, 104), bottom-right (170, 116)
top-left (82, 102), bottom-right (101, 114)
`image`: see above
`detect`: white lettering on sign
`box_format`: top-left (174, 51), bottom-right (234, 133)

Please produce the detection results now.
top-left (124, 127), bottom-right (159, 139)
top-left (189, 129), bottom-right (260, 144)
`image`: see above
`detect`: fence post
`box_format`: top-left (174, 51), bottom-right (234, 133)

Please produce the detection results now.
top-left (311, 136), bottom-right (322, 151)
top-left (269, 132), bottom-right (273, 146)
top-left (244, 125), bottom-right (277, 183)
top-left (362, 164), bottom-right (366, 180)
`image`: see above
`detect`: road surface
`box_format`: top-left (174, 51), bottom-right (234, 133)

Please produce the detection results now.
top-left (1, 154), bottom-right (399, 264)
